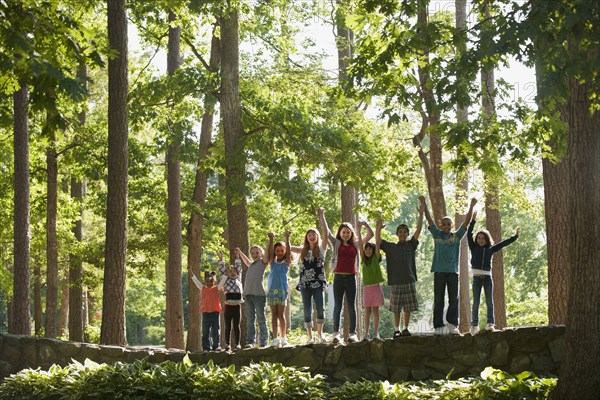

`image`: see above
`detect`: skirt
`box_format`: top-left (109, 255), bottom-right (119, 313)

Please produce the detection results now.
top-left (363, 283), bottom-right (385, 307)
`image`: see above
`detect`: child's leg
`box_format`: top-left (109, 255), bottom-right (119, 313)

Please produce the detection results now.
top-left (364, 307), bottom-right (373, 336)
top-left (346, 277), bottom-right (357, 334)
top-left (300, 289), bottom-right (313, 339)
top-left (211, 313), bottom-right (220, 349)
top-left (201, 312), bottom-right (211, 351)
top-left (433, 273), bottom-right (446, 328)
top-left (224, 305), bottom-right (233, 346)
top-left (232, 304), bottom-right (241, 346)
top-left (270, 304), bottom-right (279, 339)
top-left (332, 275), bottom-right (344, 333)
top-left (373, 306), bottom-right (380, 335)
top-left (394, 312), bottom-right (401, 331)
top-left (277, 304), bottom-right (287, 338)
top-left (403, 311), bottom-right (410, 331)
top-left (446, 273), bottom-right (459, 327)
top-left (471, 276), bottom-right (483, 326)
top-left (483, 276), bottom-right (494, 325)
top-left (314, 287), bottom-right (325, 340)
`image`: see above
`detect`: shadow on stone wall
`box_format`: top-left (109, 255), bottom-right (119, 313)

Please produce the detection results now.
top-left (0, 326), bottom-right (564, 383)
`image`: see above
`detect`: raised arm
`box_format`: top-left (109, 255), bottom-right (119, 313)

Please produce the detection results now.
top-left (467, 209), bottom-right (478, 246)
top-left (267, 231), bottom-right (275, 264)
top-left (413, 203), bottom-right (424, 240)
top-left (189, 269), bottom-right (203, 289)
top-left (375, 218), bottom-right (385, 259)
top-left (284, 230), bottom-right (292, 264)
top-left (319, 207), bottom-right (335, 244)
top-left (461, 198), bottom-right (478, 228)
top-left (420, 195), bottom-right (434, 227)
top-left (235, 247), bottom-right (251, 268)
top-left (357, 222), bottom-right (365, 259)
top-left (360, 220), bottom-right (374, 245)
top-left (318, 208), bottom-right (329, 252)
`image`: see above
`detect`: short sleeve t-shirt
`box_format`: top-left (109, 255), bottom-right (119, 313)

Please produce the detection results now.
top-left (380, 238), bottom-right (419, 285)
top-left (361, 255), bottom-right (384, 285)
top-left (428, 225), bottom-right (467, 273)
top-left (244, 259), bottom-right (267, 297)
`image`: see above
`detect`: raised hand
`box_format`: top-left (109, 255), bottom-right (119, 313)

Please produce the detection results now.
top-left (268, 231), bottom-right (275, 240)
top-left (284, 229), bottom-right (291, 238)
top-left (376, 218), bottom-right (386, 230)
top-left (516, 227), bottom-right (521, 236)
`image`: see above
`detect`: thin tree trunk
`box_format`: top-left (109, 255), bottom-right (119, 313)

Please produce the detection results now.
top-left (186, 28), bottom-right (220, 352)
top-left (455, 0), bottom-right (470, 334)
top-left (220, 5), bottom-right (249, 345)
top-left (58, 272), bottom-right (69, 336)
top-left (164, 9), bottom-right (185, 350)
top-left (11, 85), bottom-right (31, 335)
top-left (100, 0), bottom-right (128, 346)
top-left (69, 62), bottom-right (86, 342)
top-left (34, 259), bottom-right (42, 335)
top-left (45, 109), bottom-right (59, 338)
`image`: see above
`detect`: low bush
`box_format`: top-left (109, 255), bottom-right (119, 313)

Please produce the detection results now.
top-left (0, 358), bottom-right (556, 400)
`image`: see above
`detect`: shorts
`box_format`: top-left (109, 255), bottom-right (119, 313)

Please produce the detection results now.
top-left (267, 297), bottom-right (288, 306)
top-left (389, 282), bottom-right (418, 313)
top-left (363, 284), bottom-right (384, 307)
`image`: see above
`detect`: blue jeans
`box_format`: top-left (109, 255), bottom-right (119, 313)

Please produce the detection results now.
top-left (333, 274), bottom-right (356, 334)
top-left (471, 275), bottom-right (494, 325)
top-left (300, 286), bottom-right (325, 327)
top-left (202, 312), bottom-right (220, 351)
top-left (433, 272), bottom-right (459, 328)
top-left (245, 295), bottom-right (268, 346)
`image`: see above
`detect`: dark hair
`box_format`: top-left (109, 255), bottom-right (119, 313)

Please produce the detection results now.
top-left (363, 242), bottom-right (376, 262)
top-left (475, 229), bottom-right (494, 247)
top-left (396, 224), bottom-right (409, 234)
top-left (273, 241), bottom-right (293, 262)
top-left (301, 228), bottom-right (321, 261)
top-left (335, 222), bottom-right (356, 244)
top-left (204, 271), bottom-right (216, 281)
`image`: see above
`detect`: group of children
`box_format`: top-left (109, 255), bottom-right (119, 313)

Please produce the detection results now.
top-left (189, 197), bottom-right (520, 351)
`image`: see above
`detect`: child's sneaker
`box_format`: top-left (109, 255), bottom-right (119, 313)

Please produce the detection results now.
top-left (280, 337), bottom-right (288, 346)
top-left (448, 324), bottom-right (460, 335)
top-left (306, 337), bottom-right (315, 344)
top-left (393, 330), bottom-right (403, 339)
top-left (373, 332), bottom-right (381, 340)
top-left (214, 346), bottom-right (222, 352)
top-left (362, 333), bottom-right (370, 341)
top-left (434, 327), bottom-right (445, 335)
top-left (244, 343), bottom-right (254, 349)
top-left (331, 331), bottom-right (341, 344)
top-left (317, 335), bottom-right (326, 344)
top-left (486, 323), bottom-right (498, 332)
top-left (271, 338), bottom-right (280, 347)
top-left (470, 326), bottom-right (480, 335)
top-left (347, 333), bottom-right (359, 343)
top-left (401, 329), bottom-right (412, 337)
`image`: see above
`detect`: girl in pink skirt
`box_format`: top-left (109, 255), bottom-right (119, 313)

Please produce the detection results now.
top-left (357, 227), bottom-right (385, 340)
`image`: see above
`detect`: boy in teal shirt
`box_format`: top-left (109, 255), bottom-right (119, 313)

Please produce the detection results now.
top-left (420, 196), bottom-right (477, 335)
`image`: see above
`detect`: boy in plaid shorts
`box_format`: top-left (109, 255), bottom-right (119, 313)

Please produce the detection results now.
top-left (375, 202), bottom-right (424, 338)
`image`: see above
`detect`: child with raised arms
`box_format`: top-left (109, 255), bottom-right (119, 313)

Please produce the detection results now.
top-left (189, 267), bottom-right (222, 352)
top-left (266, 230), bottom-right (292, 347)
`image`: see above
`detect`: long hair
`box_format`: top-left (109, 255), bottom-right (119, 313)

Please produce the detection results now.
top-left (363, 242), bottom-right (376, 263)
top-left (335, 222), bottom-right (356, 245)
top-left (475, 229), bottom-right (495, 247)
top-left (301, 228), bottom-right (321, 261)
top-left (273, 241), bottom-right (293, 262)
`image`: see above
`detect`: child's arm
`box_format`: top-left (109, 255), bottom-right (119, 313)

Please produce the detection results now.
top-left (357, 222), bottom-right (365, 259)
top-left (375, 218), bottom-right (384, 259)
top-left (419, 195), bottom-right (434, 227)
top-left (217, 251), bottom-right (226, 276)
top-left (284, 230), bottom-right (292, 264)
top-left (461, 198), bottom-right (478, 228)
top-left (413, 203), bottom-right (425, 240)
top-left (319, 207), bottom-right (335, 244)
top-left (267, 231), bottom-right (275, 264)
top-left (466, 209), bottom-right (478, 246)
top-left (235, 247), bottom-right (251, 268)
top-left (189, 269), bottom-right (204, 290)
top-left (318, 208), bottom-right (329, 252)
top-left (360, 220), bottom-right (374, 245)
top-left (217, 274), bottom-right (227, 291)
top-left (490, 227), bottom-right (521, 253)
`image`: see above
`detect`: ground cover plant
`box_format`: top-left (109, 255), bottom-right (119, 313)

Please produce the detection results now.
top-left (0, 357), bottom-right (556, 399)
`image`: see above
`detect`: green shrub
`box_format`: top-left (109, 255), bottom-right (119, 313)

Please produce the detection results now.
top-left (0, 360), bottom-right (556, 400)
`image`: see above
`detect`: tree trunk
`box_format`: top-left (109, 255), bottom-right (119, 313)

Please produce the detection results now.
top-left (69, 62), bottom-right (86, 342)
top-left (34, 259), bottom-right (42, 335)
top-left (164, 9), bottom-right (185, 350)
top-left (186, 28), bottom-right (220, 352)
top-left (11, 85), bottom-right (31, 335)
top-left (414, 4), bottom-right (446, 222)
top-left (58, 272), bottom-right (69, 336)
top-left (220, 5), bottom-right (249, 344)
top-left (455, 0), bottom-right (470, 334)
top-left (100, 0), bottom-right (128, 346)
top-left (555, 77), bottom-right (600, 400)
top-left (45, 111), bottom-right (59, 338)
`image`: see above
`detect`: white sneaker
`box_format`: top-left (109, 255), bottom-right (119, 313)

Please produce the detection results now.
top-left (331, 331), bottom-right (341, 344)
top-left (347, 333), bottom-right (359, 343)
top-left (373, 332), bottom-right (381, 340)
top-left (306, 337), bottom-right (314, 345)
top-left (271, 338), bottom-right (280, 347)
top-left (448, 324), bottom-right (460, 335)
top-left (434, 326), bottom-right (446, 335)
top-left (486, 323), bottom-right (497, 332)
top-left (280, 337), bottom-right (288, 346)
top-left (317, 335), bottom-right (326, 344)
top-left (470, 326), bottom-right (480, 335)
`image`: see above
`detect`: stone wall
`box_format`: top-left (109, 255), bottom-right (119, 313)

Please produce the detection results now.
top-left (0, 326), bottom-right (564, 383)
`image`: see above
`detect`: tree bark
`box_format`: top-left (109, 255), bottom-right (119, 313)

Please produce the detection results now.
top-left (58, 272), bottom-right (69, 336)
top-left (455, 0), bottom-right (470, 334)
top-left (186, 28), bottom-right (220, 352)
top-left (11, 86), bottom-right (31, 335)
top-left (34, 259), bottom-right (42, 335)
top-left (100, 0), bottom-right (128, 346)
top-left (220, 5), bottom-right (249, 344)
top-left (555, 76), bottom-right (600, 400)
top-left (164, 9), bottom-right (185, 350)
top-left (45, 109), bottom-right (59, 338)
